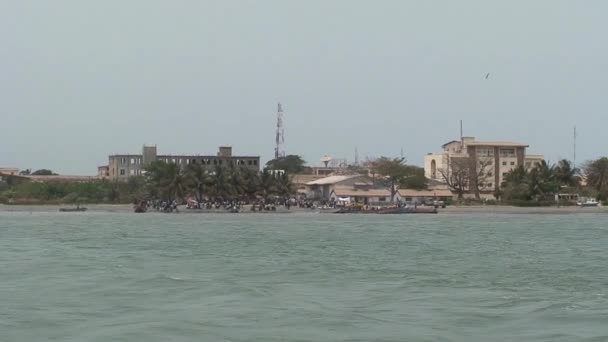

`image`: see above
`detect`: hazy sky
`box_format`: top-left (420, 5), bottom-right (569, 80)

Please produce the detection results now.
top-left (2, 1), bottom-right (606, 174)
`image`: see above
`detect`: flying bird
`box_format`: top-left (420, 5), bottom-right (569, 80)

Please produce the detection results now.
top-left (485, 73), bottom-right (490, 79)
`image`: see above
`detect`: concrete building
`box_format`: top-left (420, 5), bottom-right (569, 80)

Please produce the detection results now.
top-left (97, 166), bottom-right (109, 178)
top-left (424, 137), bottom-right (544, 196)
top-left (0, 167), bottom-right (20, 176)
top-left (103, 145), bottom-right (260, 181)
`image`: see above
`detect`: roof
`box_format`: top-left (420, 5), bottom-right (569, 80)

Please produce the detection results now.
top-left (290, 174), bottom-right (325, 185)
top-left (398, 189), bottom-right (453, 197)
top-left (331, 187), bottom-right (391, 197)
top-left (441, 140), bottom-right (461, 148)
top-left (525, 154), bottom-right (544, 159)
top-left (306, 175), bottom-right (359, 185)
top-left (466, 141), bottom-right (528, 147)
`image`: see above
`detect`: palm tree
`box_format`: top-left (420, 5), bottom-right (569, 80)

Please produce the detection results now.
top-left (209, 166), bottom-right (233, 200)
top-left (528, 161), bottom-right (557, 199)
top-left (274, 172), bottom-right (295, 198)
top-left (584, 157), bottom-right (608, 199)
top-left (186, 163), bottom-right (210, 204)
top-left (554, 159), bottom-right (580, 188)
top-left (259, 169), bottom-right (276, 200)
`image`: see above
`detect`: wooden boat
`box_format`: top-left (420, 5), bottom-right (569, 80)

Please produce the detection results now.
top-left (332, 206), bottom-right (437, 214)
top-left (59, 207), bottom-right (87, 212)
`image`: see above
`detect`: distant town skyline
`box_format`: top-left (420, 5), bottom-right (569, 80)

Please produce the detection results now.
top-left (2, 1), bottom-right (606, 174)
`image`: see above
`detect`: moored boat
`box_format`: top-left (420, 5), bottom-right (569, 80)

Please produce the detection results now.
top-left (59, 207), bottom-right (87, 212)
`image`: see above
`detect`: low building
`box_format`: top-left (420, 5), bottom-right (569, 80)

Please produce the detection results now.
top-left (329, 186), bottom-right (392, 205)
top-left (305, 175), bottom-right (370, 200)
top-left (0, 167), bottom-right (20, 176)
top-left (105, 145), bottom-right (260, 181)
top-left (97, 166), bottom-right (109, 178)
top-left (398, 189), bottom-right (454, 204)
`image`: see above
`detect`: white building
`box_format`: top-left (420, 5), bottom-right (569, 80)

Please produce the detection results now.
top-left (424, 137), bottom-right (543, 196)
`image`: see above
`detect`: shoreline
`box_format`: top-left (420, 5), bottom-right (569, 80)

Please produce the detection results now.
top-left (1, 203), bottom-right (606, 215)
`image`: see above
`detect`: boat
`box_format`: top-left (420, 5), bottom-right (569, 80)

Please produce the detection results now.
top-left (577, 198), bottom-right (600, 207)
top-left (332, 205), bottom-right (437, 214)
top-left (59, 207), bottom-right (87, 212)
top-left (133, 200), bottom-right (148, 213)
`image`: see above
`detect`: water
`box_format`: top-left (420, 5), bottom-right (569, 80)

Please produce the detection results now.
top-left (1, 209), bottom-right (608, 341)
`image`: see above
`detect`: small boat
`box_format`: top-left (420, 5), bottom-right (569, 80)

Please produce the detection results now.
top-left (577, 198), bottom-right (600, 207)
top-left (59, 207), bottom-right (87, 212)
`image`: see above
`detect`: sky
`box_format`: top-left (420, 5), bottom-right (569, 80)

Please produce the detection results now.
top-left (1, 1), bottom-right (607, 175)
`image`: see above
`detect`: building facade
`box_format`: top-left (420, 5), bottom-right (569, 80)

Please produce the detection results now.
top-left (104, 145), bottom-right (260, 181)
top-left (424, 137), bottom-right (543, 195)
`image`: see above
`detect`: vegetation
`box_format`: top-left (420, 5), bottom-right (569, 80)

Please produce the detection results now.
top-left (0, 178), bottom-right (144, 204)
top-left (367, 157), bottom-right (425, 202)
top-left (439, 156), bottom-right (492, 199)
top-left (583, 157), bottom-right (608, 200)
top-left (265, 155), bottom-right (306, 174)
top-left (499, 159), bottom-right (587, 204)
top-left (141, 161), bottom-right (295, 203)
top-left (31, 169), bottom-right (58, 176)
top-left (0, 161), bottom-right (296, 205)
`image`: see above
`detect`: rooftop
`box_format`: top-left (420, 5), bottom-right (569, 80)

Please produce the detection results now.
top-left (306, 175), bottom-right (359, 186)
top-left (332, 187), bottom-right (391, 197)
top-left (466, 141), bottom-right (529, 147)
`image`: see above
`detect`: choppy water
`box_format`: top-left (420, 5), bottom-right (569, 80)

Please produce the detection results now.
top-left (1, 209), bottom-right (608, 341)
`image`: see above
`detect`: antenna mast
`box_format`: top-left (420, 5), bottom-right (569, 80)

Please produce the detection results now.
top-left (460, 120), bottom-right (463, 141)
top-left (573, 125), bottom-right (577, 167)
top-left (274, 102), bottom-right (285, 159)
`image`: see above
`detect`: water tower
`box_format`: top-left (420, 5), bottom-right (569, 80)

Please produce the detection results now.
top-left (320, 155), bottom-right (332, 168)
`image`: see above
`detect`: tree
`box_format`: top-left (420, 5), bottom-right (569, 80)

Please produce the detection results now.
top-left (19, 169), bottom-right (31, 175)
top-left (144, 161), bottom-right (186, 202)
top-left (398, 166), bottom-right (428, 190)
top-left (32, 169), bottom-right (57, 176)
top-left (468, 157), bottom-right (493, 200)
top-left (439, 156), bottom-right (470, 199)
top-left (584, 157), bottom-right (608, 200)
top-left (186, 163), bottom-right (210, 204)
top-left (368, 157), bottom-right (416, 203)
top-left (274, 172), bottom-right (295, 197)
top-left (265, 155), bottom-right (306, 174)
top-left (554, 159), bottom-right (580, 188)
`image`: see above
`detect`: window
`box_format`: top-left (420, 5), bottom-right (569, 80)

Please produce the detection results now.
top-left (378, 197), bottom-right (386, 202)
top-left (510, 161), bottom-right (515, 166)
top-left (253, 160), bottom-right (258, 166)
top-left (502, 172), bottom-right (508, 177)
top-left (476, 148), bottom-right (494, 157)
top-left (500, 148), bottom-right (516, 157)
top-left (120, 169), bottom-right (125, 175)
top-left (502, 161), bottom-right (507, 166)
top-left (487, 183), bottom-right (493, 188)
top-left (219, 160), bottom-right (223, 165)
top-left (248, 160), bottom-right (252, 165)
top-left (487, 172), bottom-right (493, 177)
top-left (213, 160), bottom-right (217, 165)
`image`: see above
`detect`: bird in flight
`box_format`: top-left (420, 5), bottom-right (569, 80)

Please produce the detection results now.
top-left (485, 73), bottom-right (490, 79)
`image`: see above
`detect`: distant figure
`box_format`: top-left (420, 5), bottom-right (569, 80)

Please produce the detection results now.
top-left (485, 73), bottom-right (490, 79)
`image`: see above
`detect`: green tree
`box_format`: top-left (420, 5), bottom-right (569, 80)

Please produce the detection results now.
top-left (186, 163), bottom-right (211, 203)
top-left (368, 157), bottom-right (417, 203)
top-left (583, 157), bottom-right (608, 200)
top-left (274, 172), bottom-right (295, 197)
top-left (554, 159), bottom-right (580, 188)
top-left (265, 155), bottom-right (306, 174)
top-left (32, 169), bottom-right (57, 176)
top-left (398, 166), bottom-right (428, 190)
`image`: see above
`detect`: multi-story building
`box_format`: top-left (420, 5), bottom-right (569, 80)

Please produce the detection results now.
top-left (103, 145), bottom-right (260, 181)
top-left (424, 137), bottom-right (543, 196)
